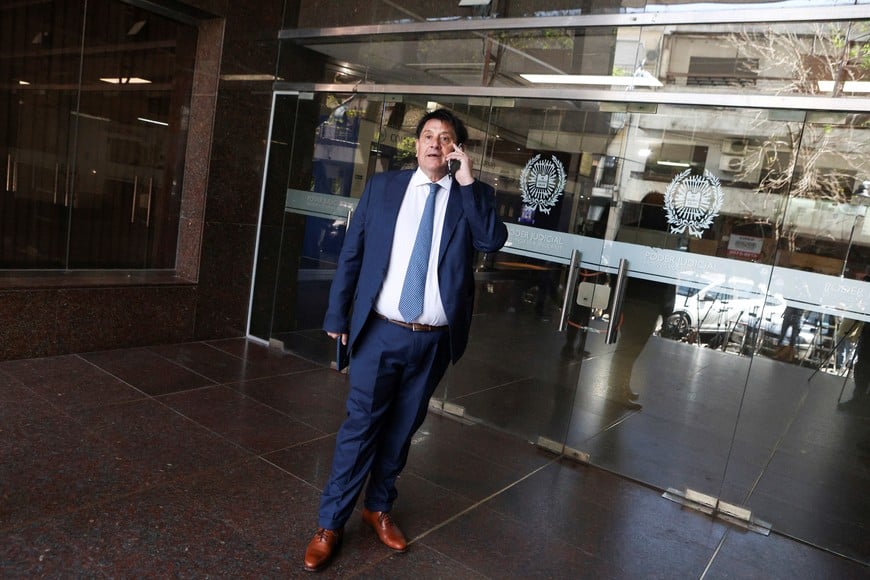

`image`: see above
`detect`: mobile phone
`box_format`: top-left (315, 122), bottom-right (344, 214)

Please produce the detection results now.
top-left (335, 337), bottom-right (349, 372)
top-left (448, 143), bottom-right (464, 177)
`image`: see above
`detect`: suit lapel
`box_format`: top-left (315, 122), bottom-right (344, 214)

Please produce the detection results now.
top-left (382, 171), bottom-right (411, 219)
top-left (377, 171), bottom-right (413, 254)
top-left (438, 181), bottom-right (463, 266)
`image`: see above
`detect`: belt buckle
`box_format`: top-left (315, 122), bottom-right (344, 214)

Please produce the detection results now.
top-left (410, 322), bottom-right (425, 332)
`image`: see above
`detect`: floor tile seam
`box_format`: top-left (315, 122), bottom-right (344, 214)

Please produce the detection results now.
top-left (256, 453), bottom-right (329, 493)
top-left (698, 527), bottom-right (730, 580)
top-left (133, 374), bottom-right (334, 446)
top-left (226, 383), bottom-right (344, 438)
top-left (751, 490), bottom-right (870, 530)
top-left (547, 460), bottom-right (739, 540)
top-left (128, 389), bottom-right (278, 459)
top-left (348, 544), bottom-right (496, 580)
top-left (168, 409), bottom-right (315, 459)
top-left (445, 376), bottom-right (536, 402)
top-left (147, 340), bottom-right (326, 383)
top-left (407, 423), bottom-right (548, 476)
top-left (13, 394), bottom-right (159, 442)
top-left (261, 430), bottom-right (337, 457)
top-left (578, 403), bottom-right (755, 454)
top-left (702, 524), bottom-right (870, 579)
top-left (723, 377), bottom-right (814, 507)
top-left (160, 381), bottom-right (296, 420)
top-left (400, 462), bottom-right (540, 503)
top-left (400, 468), bottom-right (482, 507)
top-left (413, 490), bottom-right (600, 564)
top-left (406, 458), bottom-right (568, 547)
top-left (73, 353), bottom-right (192, 399)
top-left (223, 368), bottom-right (345, 432)
top-left (145, 345), bottom-right (243, 385)
top-left (344, 552), bottom-right (402, 578)
top-left (765, 527), bottom-right (870, 568)
top-left (199, 339), bottom-right (252, 362)
top-left (0, 371), bottom-right (113, 419)
top-left (0, 358), bottom-right (176, 415)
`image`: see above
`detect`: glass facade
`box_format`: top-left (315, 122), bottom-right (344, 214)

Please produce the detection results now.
top-left (0, 0), bottom-right (197, 270)
top-left (253, 3), bottom-right (870, 566)
top-left (289, 0), bottom-right (870, 28)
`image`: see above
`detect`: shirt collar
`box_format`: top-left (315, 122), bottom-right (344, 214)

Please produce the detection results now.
top-left (412, 167), bottom-right (451, 191)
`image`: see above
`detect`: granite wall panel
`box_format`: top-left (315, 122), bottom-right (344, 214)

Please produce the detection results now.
top-left (0, 287), bottom-right (196, 361)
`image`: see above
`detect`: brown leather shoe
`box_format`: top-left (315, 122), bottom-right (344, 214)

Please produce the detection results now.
top-left (361, 508), bottom-right (408, 552)
top-left (303, 527), bottom-right (342, 572)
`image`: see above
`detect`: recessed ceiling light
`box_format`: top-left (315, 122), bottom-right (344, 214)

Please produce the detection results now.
top-left (127, 20), bottom-right (147, 36)
top-left (137, 116), bottom-right (168, 126)
top-left (99, 77), bottom-right (152, 84)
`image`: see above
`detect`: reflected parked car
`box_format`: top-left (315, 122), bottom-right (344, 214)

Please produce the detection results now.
top-left (660, 275), bottom-right (828, 361)
top-left (661, 275), bottom-right (784, 339)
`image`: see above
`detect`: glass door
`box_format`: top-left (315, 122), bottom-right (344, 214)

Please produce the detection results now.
top-left (438, 98), bottom-right (612, 450)
top-left (444, 99), bottom-right (769, 502)
top-left (560, 102), bottom-right (774, 498)
top-left (253, 93), bottom-right (592, 449)
top-left (718, 112), bottom-right (870, 563)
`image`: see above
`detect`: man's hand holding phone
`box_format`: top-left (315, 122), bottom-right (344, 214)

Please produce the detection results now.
top-left (447, 142), bottom-right (473, 186)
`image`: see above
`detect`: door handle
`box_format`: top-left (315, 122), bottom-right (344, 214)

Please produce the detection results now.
top-left (64, 165), bottom-right (71, 206)
top-left (5, 154), bottom-right (11, 192)
top-left (131, 176), bottom-right (139, 223)
top-left (53, 163), bottom-right (59, 204)
top-left (558, 249), bottom-right (582, 332)
top-left (145, 177), bottom-right (153, 226)
top-left (605, 258), bottom-right (629, 344)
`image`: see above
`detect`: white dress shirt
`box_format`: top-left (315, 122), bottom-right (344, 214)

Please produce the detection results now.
top-left (374, 168), bottom-right (451, 326)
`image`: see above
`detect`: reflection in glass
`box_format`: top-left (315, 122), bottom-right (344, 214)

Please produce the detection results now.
top-left (287, 17), bottom-right (867, 101)
top-left (292, 0), bottom-right (864, 28)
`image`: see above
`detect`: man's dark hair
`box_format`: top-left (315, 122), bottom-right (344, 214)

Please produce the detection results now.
top-left (415, 108), bottom-right (468, 145)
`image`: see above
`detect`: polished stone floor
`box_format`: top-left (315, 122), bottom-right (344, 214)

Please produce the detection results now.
top-left (2, 336), bottom-right (868, 578)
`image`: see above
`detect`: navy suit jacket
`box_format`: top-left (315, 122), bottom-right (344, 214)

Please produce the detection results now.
top-left (323, 169), bottom-right (508, 363)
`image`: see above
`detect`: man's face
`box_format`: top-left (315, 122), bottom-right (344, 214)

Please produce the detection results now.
top-left (415, 118), bottom-right (456, 180)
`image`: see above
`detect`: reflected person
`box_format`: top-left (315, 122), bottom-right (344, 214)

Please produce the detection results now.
top-left (303, 109), bottom-right (508, 571)
top-left (773, 305), bottom-right (804, 362)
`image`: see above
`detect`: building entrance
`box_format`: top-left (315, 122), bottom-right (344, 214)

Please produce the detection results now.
top-left (251, 91), bottom-right (870, 565)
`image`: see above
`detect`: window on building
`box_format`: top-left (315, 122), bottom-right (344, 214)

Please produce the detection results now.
top-left (0, 0), bottom-right (197, 270)
top-left (687, 56), bottom-right (759, 87)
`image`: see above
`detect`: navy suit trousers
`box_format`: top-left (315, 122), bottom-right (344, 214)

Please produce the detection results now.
top-left (317, 316), bottom-right (451, 530)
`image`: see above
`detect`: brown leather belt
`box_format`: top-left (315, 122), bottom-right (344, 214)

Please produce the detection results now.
top-left (374, 312), bottom-right (448, 332)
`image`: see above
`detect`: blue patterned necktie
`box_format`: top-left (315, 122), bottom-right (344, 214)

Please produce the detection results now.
top-left (398, 182), bottom-right (439, 322)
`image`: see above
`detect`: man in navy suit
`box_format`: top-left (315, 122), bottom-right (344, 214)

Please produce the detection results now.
top-left (304, 109), bottom-right (507, 571)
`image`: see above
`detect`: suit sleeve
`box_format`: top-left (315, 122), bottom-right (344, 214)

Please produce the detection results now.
top-left (458, 180), bottom-right (508, 253)
top-left (322, 180), bottom-right (372, 334)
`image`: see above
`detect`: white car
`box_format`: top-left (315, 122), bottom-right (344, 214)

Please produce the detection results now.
top-left (661, 274), bottom-right (831, 361)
